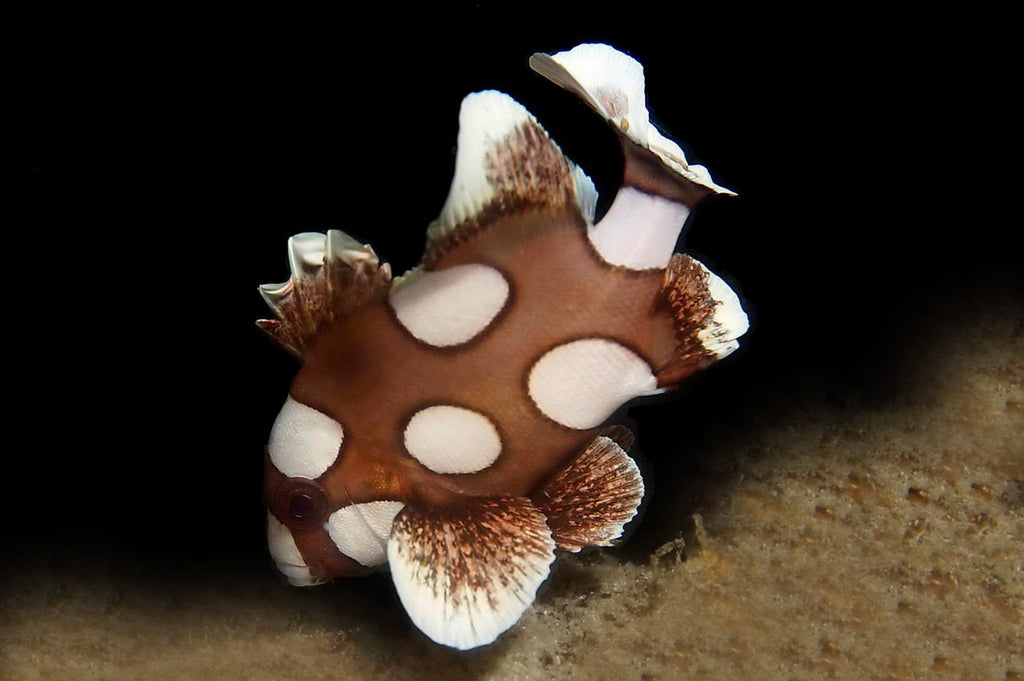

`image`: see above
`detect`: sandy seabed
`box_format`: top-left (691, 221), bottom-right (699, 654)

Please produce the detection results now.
top-left (3, 283), bottom-right (1021, 680)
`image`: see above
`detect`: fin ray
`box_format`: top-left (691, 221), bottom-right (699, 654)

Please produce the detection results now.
top-left (533, 433), bottom-right (645, 552)
top-left (423, 91), bottom-right (594, 267)
top-left (257, 230), bottom-right (392, 358)
top-left (388, 496), bottom-right (555, 650)
top-left (531, 43), bottom-right (735, 201)
top-left (655, 253), bottom-right (749, 387)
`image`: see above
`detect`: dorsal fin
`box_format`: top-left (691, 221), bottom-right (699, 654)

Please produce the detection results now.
top-left (423, 91), bottom-right (597, 267)
top-left (257, 230), bottom-right (392, 358)
top-left (530, 43), bottom-right (735, 205)
top-left (532, 431), bottom-right (645, 553)
top-left (654, 253), bottom-right (749, 388)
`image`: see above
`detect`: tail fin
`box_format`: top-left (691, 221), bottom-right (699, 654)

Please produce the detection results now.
top-left (531, 44), bottom-right (733, 271)
top-left (530, 43), bottom-right (734, 203)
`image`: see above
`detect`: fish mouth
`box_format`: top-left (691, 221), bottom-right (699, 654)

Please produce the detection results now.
top-left (274, 561), bottom-right (318, 586)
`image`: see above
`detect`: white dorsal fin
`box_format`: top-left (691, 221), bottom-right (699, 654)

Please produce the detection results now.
top-left (530, 43), bottom-right (734, 196)
top-left (387, 496), bottom-right (556, 650)
top-left (430, 91), bottom-right (535, 240)
top-left (532, 433), bottom-right (645, 552)
top-left (423, 91), bottom-right (596, 265)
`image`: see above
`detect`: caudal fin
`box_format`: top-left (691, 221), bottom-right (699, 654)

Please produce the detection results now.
top-left (531, 44), bottom-right (735, 272)
top-left (530, 43), bottom-right (734, 202)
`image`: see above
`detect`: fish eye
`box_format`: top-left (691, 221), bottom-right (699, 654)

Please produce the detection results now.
top-left (288, 491), bottom-right (317, 520)
top-left (274, 478), bottom-right (328, 531)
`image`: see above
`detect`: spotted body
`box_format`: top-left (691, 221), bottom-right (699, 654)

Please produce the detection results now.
top-left (258, 44), bottom-right (748, 650)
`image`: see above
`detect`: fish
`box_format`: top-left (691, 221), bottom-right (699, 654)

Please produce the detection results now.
top-left (256, 43), bottom-right (748, 650)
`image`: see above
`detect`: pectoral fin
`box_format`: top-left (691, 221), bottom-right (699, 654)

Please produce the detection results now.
top-left (532, 431), bottom-right (645, 553)
top-left (387, 496), bottom-right (556, 650)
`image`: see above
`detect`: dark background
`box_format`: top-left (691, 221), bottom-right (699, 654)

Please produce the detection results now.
top-left (14, 11), bottom-right (1013, 576)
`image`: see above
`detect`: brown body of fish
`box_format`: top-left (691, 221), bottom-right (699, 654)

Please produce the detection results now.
top-left (258, 44), bottom-right (747, 650)
top-left (266, 165), bottom-right (720, 576)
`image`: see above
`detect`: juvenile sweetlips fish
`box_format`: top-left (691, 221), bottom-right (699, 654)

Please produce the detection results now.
top-left (257, 44), bottom-right (748, 650)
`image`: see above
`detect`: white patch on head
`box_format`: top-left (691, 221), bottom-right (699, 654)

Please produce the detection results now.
top-left (327, 501), bottom-right (406, 568)
top-left (693, 260), bottom-right (749, 359)
top-left (403, 405), bottom-right (502, 474)
top-left (527, 339), bottom-right (658, 429)
top-left (389, 263), bottom-right (509, 347)
top-left (268, 396), bottom-right (344, 479)
top-left (588, 186), bottom-right (690, 270)
top-left (267, 513), bottom-right (316, 587)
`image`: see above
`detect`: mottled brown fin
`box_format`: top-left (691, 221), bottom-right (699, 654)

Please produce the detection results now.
top-left (599, 424), bottom-right (636, 452)
top-left (532, 433), bottom-right (645, 553)
top-left (422, 91), bottom-right (597, 268)
top-left (655, 253), bottom-right (749, 388)
top-left (257, 231), bottom-right (392, 358)
top-left (387, 496), bottom-right (556, 650)
top-left (530, 44), bottom-right (735, 203)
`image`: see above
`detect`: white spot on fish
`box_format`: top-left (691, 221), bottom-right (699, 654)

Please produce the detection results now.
top-left (588, 186), bottom-right (690, 270)
top-left (268, 397), bottom-right (344, 479)
top-left (389, 264), bottom-right (509, 347)
top-left (404, 405), bottom-right (502, 474)
top-left (527, 338), bottom-right (658, 429)
top-left (327, 501), bottom-right (406, 567)
top-left (267, 513), bottom-right (316, 586)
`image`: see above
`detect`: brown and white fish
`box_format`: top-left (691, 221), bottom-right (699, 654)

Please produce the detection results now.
top-left (257, 43), bottom-right (748, 650)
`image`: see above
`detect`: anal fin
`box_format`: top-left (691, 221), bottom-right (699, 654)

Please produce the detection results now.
top-left (387, 496), bottom-right (555, 650)
top-left (532, 431), bottom-right (645, 553)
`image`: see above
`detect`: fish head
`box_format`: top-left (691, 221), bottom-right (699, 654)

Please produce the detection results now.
top-left (263, 387), bottom-right (408, 585)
